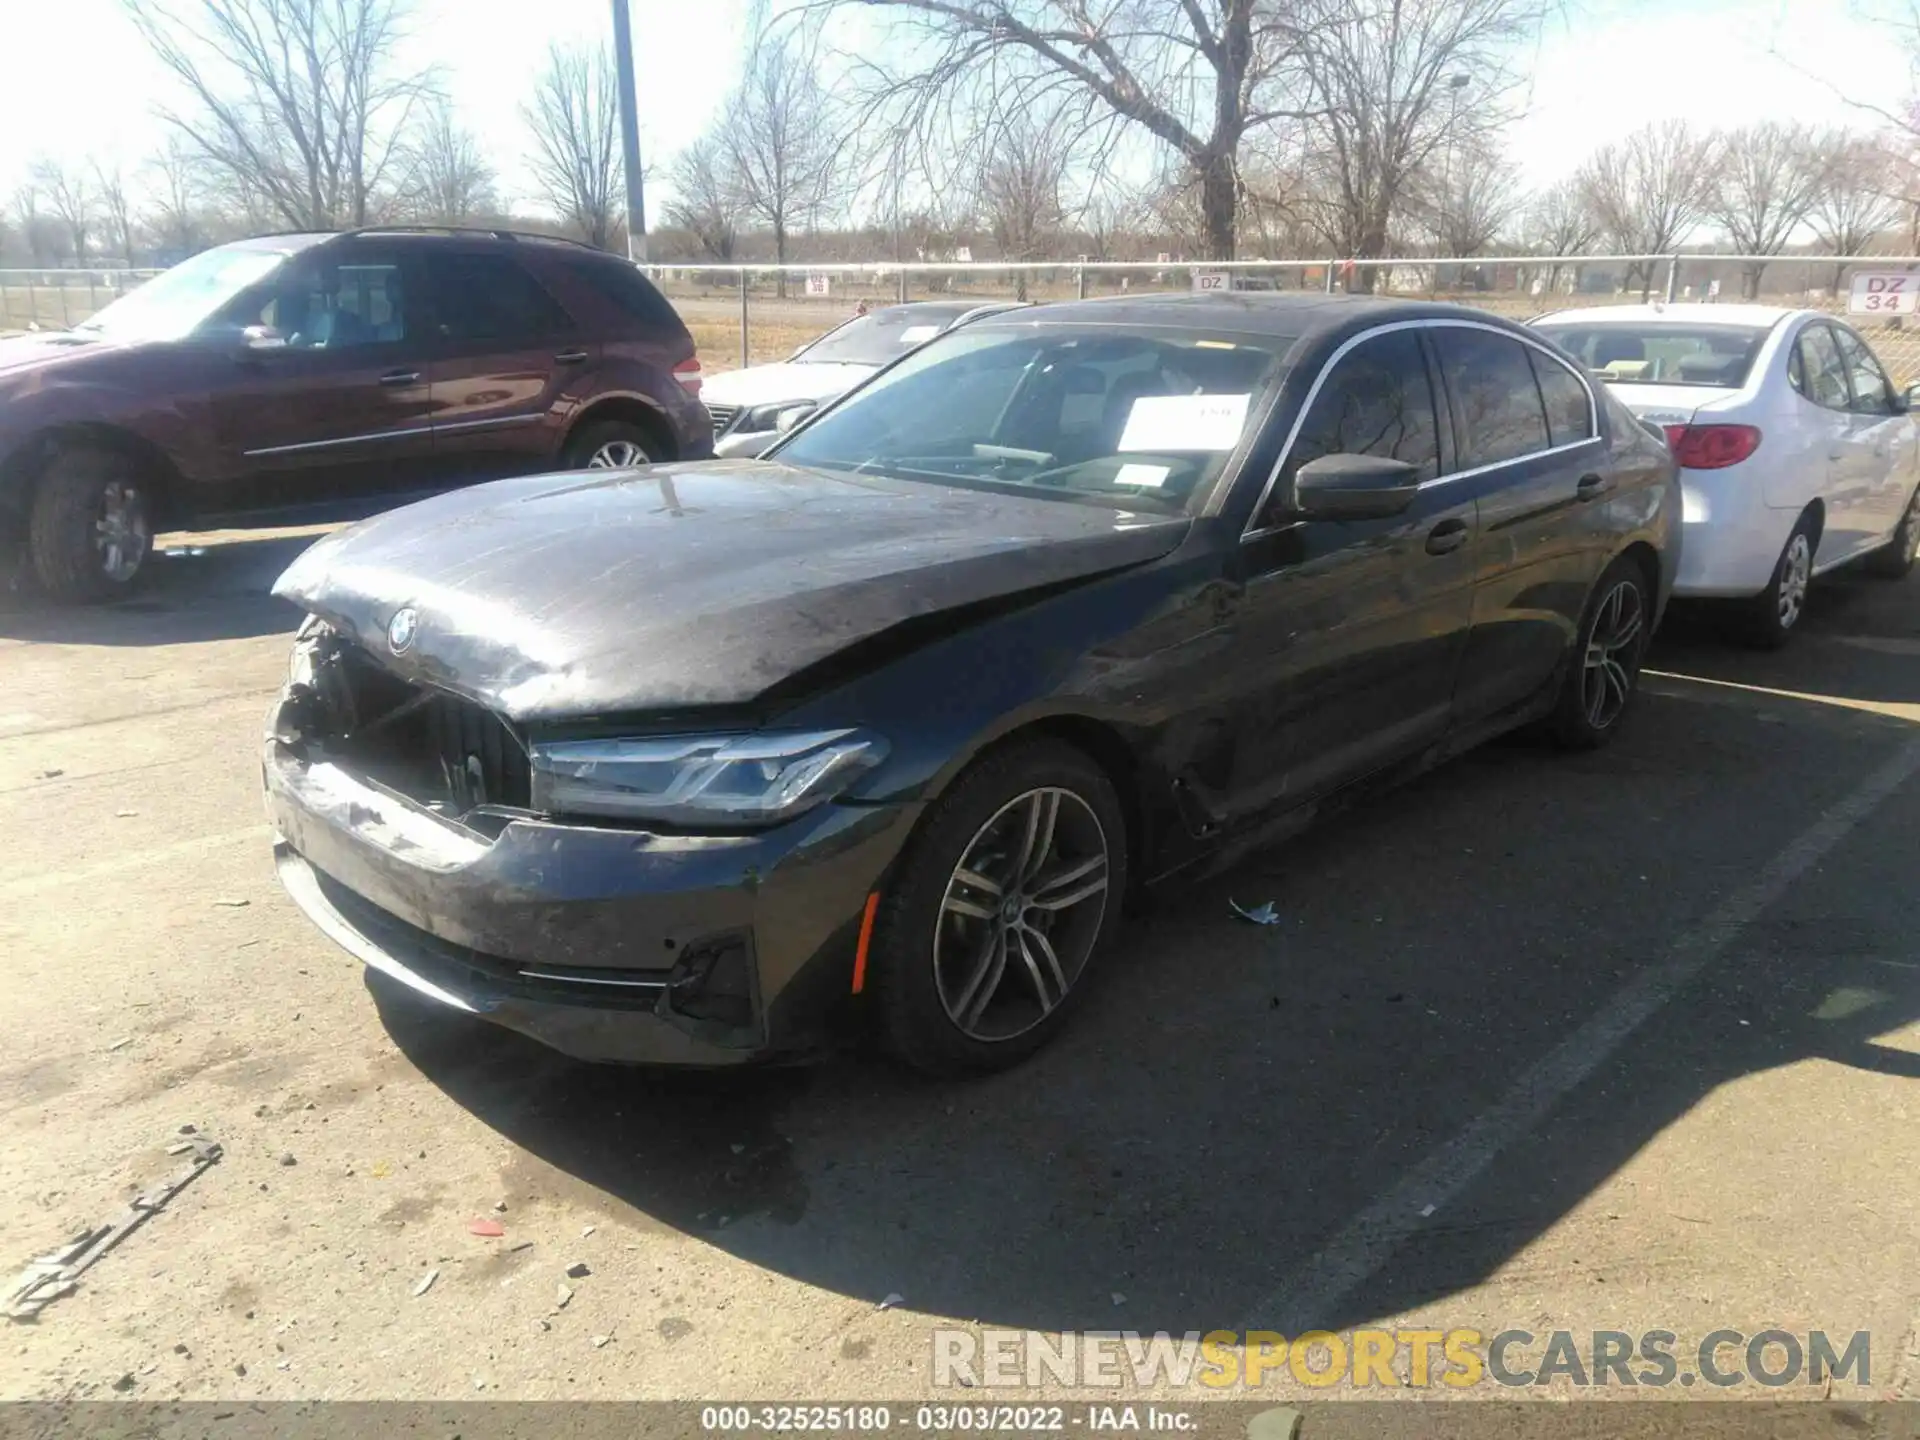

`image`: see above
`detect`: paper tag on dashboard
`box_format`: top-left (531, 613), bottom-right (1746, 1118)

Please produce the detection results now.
top-left (1118, 394), bottom-right (1250, 452)
top-left (1113, 463), bottom-right (1171, 488)
top-left (898, 325), bottom-right (940, 343)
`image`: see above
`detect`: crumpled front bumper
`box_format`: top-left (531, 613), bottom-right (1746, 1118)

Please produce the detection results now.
top-left (263, 726), bottom-right (921, 1066)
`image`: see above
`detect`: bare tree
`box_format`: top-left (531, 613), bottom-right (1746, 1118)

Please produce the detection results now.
top-left (127, 0), bottom-right (431, 230)
top-left (30, 159), bottom-right (96, 263)
top-left (93, 162), bottom-right (136, 265)
top-left (977, 112), bottom-right (1073, 298)
top-left (719, 32), bottom-right (842, 292)
top-left (1415, 136), bottom-right (1521, 256)
top-left (1521, 176), bottom-right (1601, 295)
top-left (397, 97), bottom-right (497, 224)
top-left (524, 41), bottom-right (624, 249)
top-left (664, 136), bottom-right (741, 261)
top-left (806, 0), bottom-right (1327, 261)
top-left (1703, 122), bottom-right (1823, 298)
top-left (1576, 121), bottom-right (1713, 297)
top-left (1807, 131), bottom-right (1902, 292)
top-left (1295, 0), bottom-right (1543, 283)
top-left (144, 137), bottom-right (212, 254)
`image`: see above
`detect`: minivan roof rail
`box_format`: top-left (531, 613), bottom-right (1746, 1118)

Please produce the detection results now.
top-left (335, 225), bottom-right (608, 251)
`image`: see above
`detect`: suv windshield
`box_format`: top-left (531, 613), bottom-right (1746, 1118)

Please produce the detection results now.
top-left (1534, 321), bottom-right (1767, 388)
top-left (797, 306), bottom-right (977, 366)
top-left (771, 323), bottom-right (1290, 513)
top-left (75, 246), bottom-right (293, 343)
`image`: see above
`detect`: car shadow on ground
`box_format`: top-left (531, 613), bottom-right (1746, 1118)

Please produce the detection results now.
top-left (369, 589), bottom-right (1920, 1337)
top-left (0, 488), bottom-right (453, 646)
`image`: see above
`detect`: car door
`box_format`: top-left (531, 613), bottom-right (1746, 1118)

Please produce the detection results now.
top-left (1830, 323), bottom-right (1917, 553)
top-left (208, 248), bottom-right (434, 506)
top-left (1788, 322), bottom-right (1866, 560)
top-left (1222, 325), bottom-right (1478, 818)
top-left (1436, 323), bottom-right (1610, 725)
top-left (419, 251), bottom-right (585, 482)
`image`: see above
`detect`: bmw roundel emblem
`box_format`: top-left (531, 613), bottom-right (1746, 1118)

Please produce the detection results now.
top-left (387, 606), bottom-right (419, 655)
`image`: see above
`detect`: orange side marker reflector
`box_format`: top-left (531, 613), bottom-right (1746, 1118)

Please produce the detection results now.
top-left (851, 892), bottom-right (881, 994)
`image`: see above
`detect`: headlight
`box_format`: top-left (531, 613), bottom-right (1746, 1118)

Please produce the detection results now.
top-left (738, 400), bottom-right (818, 434)
top-left (529, 729), bottom-right (888, 826)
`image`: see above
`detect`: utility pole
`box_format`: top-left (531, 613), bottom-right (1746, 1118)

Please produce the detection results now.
top-left (611, 0), bottom-right (647, 262)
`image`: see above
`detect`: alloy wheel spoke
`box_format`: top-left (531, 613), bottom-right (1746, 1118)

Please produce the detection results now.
top-left (956, 929), bottom-right (1010, 1030)
top-left (942, 893), bottom-right (997, 922)
top-left (1021, 925), bottom-right (1070, 1000)
top-left (1014, 790), bottom-right (1059, 885)
top-left (1604, 608), bottom-right (1642, 654)
top-left (1010, 929), bottom-right (1061, 1014)
top-left (953, 866), bottom-right (1004, 900)
top-left (1028, 853), bottom-right (1108, 912)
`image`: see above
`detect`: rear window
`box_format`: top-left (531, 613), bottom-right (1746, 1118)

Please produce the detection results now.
top-left (800, 307), bottom-right (974, 365)
top-left (565, 259), bottom-right (686, 335)
top-left (1533, 322), bottom-right (1766, 388)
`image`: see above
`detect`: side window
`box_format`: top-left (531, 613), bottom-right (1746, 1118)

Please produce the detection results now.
top-left (1434, 327), bottom-right (1550, 468)
top-left (427, 255), bottom-right (573, 342)
top-left (1262, 329), bottom-right (1439, 527)
top-left (1795, 326), bottom-right (1851, 412)
top-left (244, 259), bottom-right (409, 350)
top-left (1528, 348), bottom-right (1594, 447)
top-left (1831, 327), bottom-right (1894, 414)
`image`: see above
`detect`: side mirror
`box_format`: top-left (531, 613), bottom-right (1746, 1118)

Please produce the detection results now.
top-left (1292, 453), bottom-right (1423, 521)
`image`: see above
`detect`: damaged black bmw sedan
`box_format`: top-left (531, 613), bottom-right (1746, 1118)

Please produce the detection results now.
top-left (265, 294), bottom-right (1678, 1075)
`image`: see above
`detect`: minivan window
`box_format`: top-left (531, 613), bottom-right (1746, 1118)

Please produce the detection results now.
top-left (1434, 327), bottom-right (1550, 468)
top-left (427, 255), bottom-right (572, 341)
top-left (239, 260), bottom-right (409, 350)
top-left (1259, 329), bottom-right (1438, 530)
top-left (1529, 349), bottom-right (1595, 447)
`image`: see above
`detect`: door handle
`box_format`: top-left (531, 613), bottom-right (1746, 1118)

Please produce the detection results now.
top-left (553, 350), bottom-right (589, 365)
top-left (1425, 517), bottom-right (1470, 555)
top-left (379, 369), bottom-right (421, 386)
top-left (1576, 472), bottom-right (1615, 502)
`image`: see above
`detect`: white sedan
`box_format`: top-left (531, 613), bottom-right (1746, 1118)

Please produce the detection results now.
top-left (1533, 304), bottom-right (1920, 644)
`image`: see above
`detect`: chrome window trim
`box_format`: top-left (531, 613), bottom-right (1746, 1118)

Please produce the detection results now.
top-left (1239, 317), bottom-right (1601, 542)
top-left (244, 424), bottom-right (434, 458)
top-left (434, 413), bottom-right (546, 436)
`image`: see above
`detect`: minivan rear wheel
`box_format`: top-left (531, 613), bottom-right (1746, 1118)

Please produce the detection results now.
top-left (28, 445), bottom-right (153, 603)
top-left (566, 420), bottom-right (665, 471)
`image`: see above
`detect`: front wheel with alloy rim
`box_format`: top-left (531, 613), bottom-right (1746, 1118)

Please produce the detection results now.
top-left (564, 419), bottom-right (665, 471)
top-left (1738, 516), bottom-right (1816, 648)
top-left (1548, 556), bottom-right (1652, 750)
top-left (27, 446), bottom-right (154, 603)
top-left (868, 739), bottom-right (1127, 1075)
top-left (1864, 485), bottom-right (1920, 579)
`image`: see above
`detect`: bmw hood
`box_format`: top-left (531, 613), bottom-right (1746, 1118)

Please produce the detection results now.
top-left (700, 362), bottom-right (877, 409)
top-left (272, 461), bottom-right (1190, 720)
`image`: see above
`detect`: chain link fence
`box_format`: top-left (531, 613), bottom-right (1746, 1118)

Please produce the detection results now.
top-left (648, 254), bottom-right (1920, 383)
top-left (10, 254), bottom-right (1920, 384)
top-left (0, 269), bottom-right (164, 331)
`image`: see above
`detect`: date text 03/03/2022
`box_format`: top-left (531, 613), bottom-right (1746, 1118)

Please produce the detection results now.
top-left (699, 1404), bottom-right (1199, 1432)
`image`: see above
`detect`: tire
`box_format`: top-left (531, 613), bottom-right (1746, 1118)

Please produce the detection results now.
top-left (1736, 513), bottom-right (1817, 649)
top-left (27, 446), bottom-right (153, 604)
top-left (1547, 555), bottom-right (1653, 751)
top-left (564, 419), bottom-right (665, 471)
top-left (867, 739), bottom-right (1129, 1077)
top-left (1864, 484), bottom-right (1920, 579)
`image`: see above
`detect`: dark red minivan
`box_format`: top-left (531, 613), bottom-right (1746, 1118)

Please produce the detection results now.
top-left (0, 228), bottom-right (712, 601)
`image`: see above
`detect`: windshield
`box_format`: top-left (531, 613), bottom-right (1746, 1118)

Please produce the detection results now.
top-left (75, 247), bottom-right (291, 343)
top-left (1535, 321), bottom-right (1767, 388)
top-left (796, 306), bottom-right (978, 366)
top-left (771, 323), bottom-right (1291, 513)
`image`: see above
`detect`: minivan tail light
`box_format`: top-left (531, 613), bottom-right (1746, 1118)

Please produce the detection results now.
top-left (1662, 423), bottom-right (1761, 469)
top-left (674, 356), bottom-right (702, 398)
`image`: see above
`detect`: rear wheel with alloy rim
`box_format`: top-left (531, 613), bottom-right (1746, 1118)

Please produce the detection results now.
top-left (564, 419), bottom-right (665, 471)
top-left (869, 740), bottom-right (1127, 1075)
top-left (28, 446), bottom-right (154, 603)
top-left (1548, 555), bottom-right (1652, 750)
top-left (1738, 514), bottom-right (1816, 648)
top-left (1865, 485), bottom-right (1920, 579)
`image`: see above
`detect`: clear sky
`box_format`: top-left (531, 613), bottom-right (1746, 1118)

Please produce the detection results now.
top-left (0, 0), bottom-right (1908, 220)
